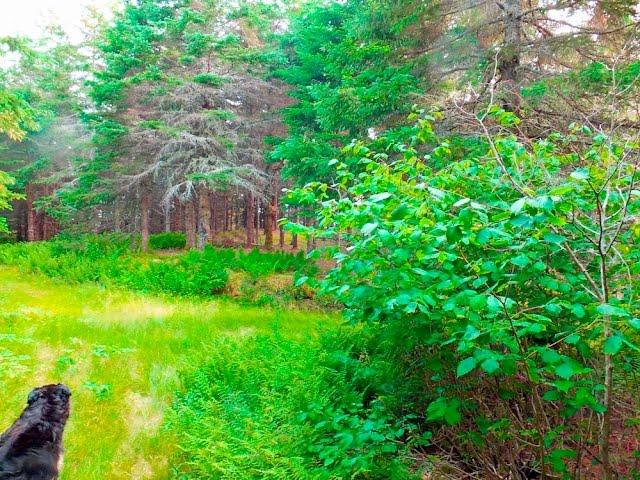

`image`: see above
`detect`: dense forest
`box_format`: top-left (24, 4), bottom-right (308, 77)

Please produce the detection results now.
top-left (1, 0), bottom-right (640, 478)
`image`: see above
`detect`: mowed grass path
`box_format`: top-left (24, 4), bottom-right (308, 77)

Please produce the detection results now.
top-left (0, 266), bottom-right (333, 479)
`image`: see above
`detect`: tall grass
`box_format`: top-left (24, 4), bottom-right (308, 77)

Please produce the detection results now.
top-left (0, 266), bottom-right (333, 479)
top-left (0, 234), bottom-right (315, 298)
top-left (168, 330), bottom-right (419, 480)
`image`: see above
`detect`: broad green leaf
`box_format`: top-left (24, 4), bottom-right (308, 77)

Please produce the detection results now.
top-left (481, 358), bottom-right (500, 374)
top-left (596, 304), bottom-right (628, 317)
top-left (564, 333), bottom-right (580, 345)
top-left (603, 335), bottom-right (623, 355)
top-left (570, 304), bottom-right (585, 318)
top-left (361, 222), bottom-right (378, 235)
top-left (541, 349), bottom-right (562, 365)
top-left (426, 397), bottom-right (446, 421)
top-left (543, 233), bottom-right (566, 244)
top-left (444, 402), bottom-right (462, 425)
top-left (469, 294), bottom-right (487, 312)
top-left (510, 197), bottom-right (527, 214)
top-left (510, 254), bottom-right (530, 268)
top-left (570, 169), bottom-right (589, 181)
top-left (370, 192), bottom-right (392, 202)
top-left (555, 363), bottom-right (575, 380)
top-left (457, 357), bottom-right (476, 377)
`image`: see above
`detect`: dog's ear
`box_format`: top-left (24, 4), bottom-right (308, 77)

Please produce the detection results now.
top-left (27, 389), bottom-right (40, 405)
top-left (56, 384), bottom-right (71, 398)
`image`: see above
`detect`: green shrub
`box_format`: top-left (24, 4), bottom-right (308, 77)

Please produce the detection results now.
top-left (168, 331), bottom-right (417, 480)
top-left (124, 255), bottom-right (228, 296)
top-left (193, 72), bottom-right (225, 87)
top-left (197, 246), bottom-right (314, 278)
top-left (149, 232), bottom-right (187, 250)
top-left (0, 235), bottom-right (313, 299)
top-left (0, 235), bottom-right (228, 297)
top-left (288, 114), bottom-right (640, 476)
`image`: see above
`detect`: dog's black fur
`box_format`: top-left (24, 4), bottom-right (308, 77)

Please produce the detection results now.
top-left (0, 384), bottom-right (71, 480)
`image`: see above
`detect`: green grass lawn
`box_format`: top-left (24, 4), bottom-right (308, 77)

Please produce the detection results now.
top-left (0, 266), bottom-right (334, 479)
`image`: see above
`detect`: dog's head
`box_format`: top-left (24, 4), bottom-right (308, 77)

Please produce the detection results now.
top-left (26, 384), bottom-right (71, 423)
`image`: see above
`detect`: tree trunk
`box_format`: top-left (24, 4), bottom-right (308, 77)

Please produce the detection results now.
top-left (209, 191), bottom-right (217, 237)
top-left (26, 184), bottom-right (39, 242)
top-left (246, 192), bottom-right (255, 248)
top-left (140, 192), bottom-right (150, 252)
top-left (198, 187), bottom-right (212, 249)
top-left (185, 199), bottom-right (196, 249)
top-left (499, 0), bottom-right (522, 110)
top-left (264, 195), bottom-right (275, 250)
top-left (170, 198), bottom-right (184, 232)
top-left (291, 213), bottom-right (298, 250)
top-left (164, 204), bottom-right (171, 232)
top-left (307, 218), bottom-right (316, 254)
top-left (42, 215), bottom-right (58, 241)
top-left (223, 195), bottom-right (230, 231)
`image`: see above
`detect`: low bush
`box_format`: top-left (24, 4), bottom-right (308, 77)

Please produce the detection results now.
top-left (0, 235), bottom-right (313, 299)
top-left (197, 246), bottom-right (314, 278)
top-left (288, 114), bottom-right (640, 476)
top-left (124, 254), bottom-right (228, 296)
top-left (193, 72), bottom-right (225, 86)
top-left (149, 232), bottom-right (187, 250)
top-left (167, 330), bottom-right (419, 480)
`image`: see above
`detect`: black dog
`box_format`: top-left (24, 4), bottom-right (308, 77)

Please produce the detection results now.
top-left (0, 384), bottom-right (71, 480)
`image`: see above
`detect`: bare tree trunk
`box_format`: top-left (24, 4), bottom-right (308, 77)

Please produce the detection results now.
top-left (170, 198), bottom-right (184, 232)
top-left (264, 195), bottom-right (275, 250)
top-left (254, 197), bottom-right (260, 235)
top-left (198, 187), bottom-right (212, 249)
top-left (223, 195), bottom-right (230, 231)
top-left (185, 199), bottom-right (196, 249)
top-left (599, 252), bottom-right (613, 480)
top-left (291, 212), bottom-right (298, 250)
top-left (164, 204), bottom-right (171, 232)
top-left (26, 184), bottom-right (39, 242)
top-left (307, 218), bottom-right (316, 254)
top-left (499, 0), bottom-right (521, 110)
top-left (209, 191), bottom-right (217, 237)
top-left (42, 215), bottom-right (58, 241)
top-left (246, 192), bottom-right (255, 248)
top-left (279, 224), bottom-right (285, 249)
top-left (140, 191), bottom-right (150, 252)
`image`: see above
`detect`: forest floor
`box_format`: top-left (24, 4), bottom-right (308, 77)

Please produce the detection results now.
top-left (0, 266), bottom-right (335, 479)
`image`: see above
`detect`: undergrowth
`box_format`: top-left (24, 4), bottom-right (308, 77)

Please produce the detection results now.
top-left (0, 234), bottom-right (315, 299)
top-left (167, 328), bottom-right (421, 480)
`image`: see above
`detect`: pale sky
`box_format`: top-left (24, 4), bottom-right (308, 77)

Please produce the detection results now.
top-left (0, 0), bottom-right (117, 43)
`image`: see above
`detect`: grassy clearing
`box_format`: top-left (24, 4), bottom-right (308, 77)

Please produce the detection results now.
top-left (0, 266), bottom-right (335, 480)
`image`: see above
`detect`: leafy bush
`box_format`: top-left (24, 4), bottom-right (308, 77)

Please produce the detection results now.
top-left (168, 331), bottom-right (418, 479)
top-left (192, 72), bottom-right (225, 86)
top-left (0, 235), bottom-right (313, 299)
top-left (288, 113), bottom-right (640, 476)
top-left (149, 232), bottom-right (187, 250)
top-left (124, 254), bottom-right (228, 296)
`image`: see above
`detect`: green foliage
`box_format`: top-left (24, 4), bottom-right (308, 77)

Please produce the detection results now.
top-left (192, 72), bottom-right (226, 87)
top-left (288, 113), bottom-right (640, 474)
top-left (0, 171), bottom-right (23, 233)
top-left (0, 262), bottom-right (331, 479)
top-left (0, 235), bottom-right (313, 297)
top-left (149, 232), bottom-right (187, 250)
top-left (168, 330), bottom-right (418, 479)
top-left (0, 88), bottom-right (39, 141)
top-left (129, 251), bottom-right (229, 296)
top-left (270, 0), bottom-right (421, 186)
